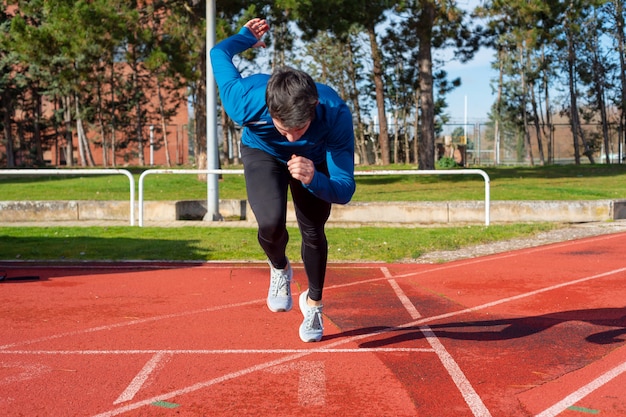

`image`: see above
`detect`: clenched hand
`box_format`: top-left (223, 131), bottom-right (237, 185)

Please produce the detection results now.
top-left (288, 154), bottom-right (315, 184)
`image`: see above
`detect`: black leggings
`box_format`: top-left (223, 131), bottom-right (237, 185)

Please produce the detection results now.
top-left (241, 145), bottom-right (331, 302)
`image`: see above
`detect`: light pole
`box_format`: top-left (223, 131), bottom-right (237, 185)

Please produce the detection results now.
top-left (204, 0), bottom-right (221, 221)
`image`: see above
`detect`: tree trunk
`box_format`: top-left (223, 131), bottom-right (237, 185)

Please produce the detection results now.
top-left (613, 0), bottom-right (626, 161)
top-left (96, 78), bottom-right (108, 167)
top-left (541, 48), bottom-right (554, 164)
top-left (195, 41), bottom-right (208, 178)
top-left (367, 26), bottom-right (390, 165)
top-left (591, 37), bottom-right (611, 163)
top-left (133, 71), bottom-right (145, 166)
top-left (412, 89), bottom-right (419, 165)
top-left (403, 109), bottom-right (410, 164)
top-left (33, 90), bottom-right (44, 165)
top-left (220, 106), bottom-right (230, 165)
top-left (393, 110), bottom-right (399, 164)
top-left (75, 98), bottom-right (88, 167)
top-left (110, 61), bottom-right (117, 167)
top-left (2, 91), bottom-right (15, 168)
top-left (347, 40), bottom-right (369, 165)
top-left (520, 48), bottom-right (534, 166)
top-left (156, 80), bottom-right (172, 167)
top-left (64, 95), bottom-right (74, 167)
top-left (529, 80), bottom-right (545, 165)
top-left (494, 49), bottom-right (504, 165)
top-left (230, 120), bottom-right (240, 165)
top-left (416, 3), bottom-right (436, 170)
top-left (566, 28), bottom-right (594, 164)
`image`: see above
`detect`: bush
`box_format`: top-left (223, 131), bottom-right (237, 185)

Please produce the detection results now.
top-left (436, 156), bottom-right (457, 169)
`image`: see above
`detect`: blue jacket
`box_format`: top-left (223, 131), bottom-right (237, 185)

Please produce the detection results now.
top-left (210, 27), bottom-right (356, 204)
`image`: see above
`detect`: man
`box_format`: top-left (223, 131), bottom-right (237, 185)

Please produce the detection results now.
top-left (210, 18), bottom-right (355, 342)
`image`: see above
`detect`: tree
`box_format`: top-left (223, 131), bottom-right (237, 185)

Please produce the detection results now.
top-left (289, 0), bottom-right (396, 165)
top-left (0, 3), bottom-right (21, 167)
top-left (477, 0), bottom-right (560, 166)
top-left (606, 0), bottom-right (626, 160)
top-left (380, 1), bottom-right (476, 169)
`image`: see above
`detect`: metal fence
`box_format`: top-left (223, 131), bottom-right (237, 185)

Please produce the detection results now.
top-left (137, 169), bottom-right (491, 227)
top-left (0, 169), bottom-right (135, 225)
top-left (440, 123), bottom-right (625, 166)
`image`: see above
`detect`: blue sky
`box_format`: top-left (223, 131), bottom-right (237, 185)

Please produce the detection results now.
top-left (441, 46), bottom-right (497, 123)
top-left (438, 0), bottom-right (496, 123)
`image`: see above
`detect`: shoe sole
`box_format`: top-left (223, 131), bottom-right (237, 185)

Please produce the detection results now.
top-left (267, 299), bottom-right (292, 313)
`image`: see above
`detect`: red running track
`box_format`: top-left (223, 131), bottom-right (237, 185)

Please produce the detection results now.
top-left (1, 232), bottom-right (626, 416)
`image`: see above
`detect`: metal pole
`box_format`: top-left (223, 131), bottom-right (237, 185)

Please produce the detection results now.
top-left (149, 125), bottom-right (154, 166)
top-left (205, 0), bottom-right (221, 221)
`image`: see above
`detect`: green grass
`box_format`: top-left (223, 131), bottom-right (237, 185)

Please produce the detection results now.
top-left (0, 223), bottom-right (557, 263)
top-left (1, 163), bottom-right (622, 262)
top-left (1, 164), bottom-right (626, 201)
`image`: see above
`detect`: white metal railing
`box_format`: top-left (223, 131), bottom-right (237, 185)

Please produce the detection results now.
top-left (138, 168), bottom-right (490, 227)
top-left (0, 169), bottom-right (136, 226)
top-left (138, 169), bottom-right (244, 227)
top-left (355, 170), bottom-right (491, 225)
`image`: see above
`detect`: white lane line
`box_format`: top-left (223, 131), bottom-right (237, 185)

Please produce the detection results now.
top-left (90, 351), bottom-right (322, 417)
top-left (89, 328), bottom-right (438, 417)
top-left (5, 239), bottom-right (623, 353)
top-left (114, 352), bottom-right (168, 404)
top-left (10, 265), bottom-right (626, 416)
top-left (386, 273), bottom-right (492, 417)
top-left (535, 360), bottom-right (626, 417)
top-left (420, 325), bottom-right (492, 417)
top-left (8, 239), bottom-right (626, 416)
top-left (0, 299), bottom-right (261, 351)
top-left (268, 361), bottom-right (326, 406)
top-left (411, 266), bottom-right (626, 327)
top-left (387, 278), bottom-right (422, 320)
top-left (0, 362), bottom-right (51, 386)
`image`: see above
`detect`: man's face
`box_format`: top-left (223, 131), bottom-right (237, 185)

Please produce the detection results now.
top-left (272, 118), bottom-right (311, 142)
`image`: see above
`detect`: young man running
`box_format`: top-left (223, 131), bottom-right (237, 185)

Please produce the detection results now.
top-left (210, 17), bottom-right (355, 342)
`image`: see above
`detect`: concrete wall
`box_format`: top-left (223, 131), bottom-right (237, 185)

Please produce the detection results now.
top-left (2, 199), bottom-right (626, 225)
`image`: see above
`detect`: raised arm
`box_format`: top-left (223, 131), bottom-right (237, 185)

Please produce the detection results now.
top-left (209, 19), bottom-right (269, 125)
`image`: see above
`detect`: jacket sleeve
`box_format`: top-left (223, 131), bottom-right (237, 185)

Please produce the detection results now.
top-left (209, 27), bottom-right (264, 125)
top-left (304, 104), bottom-right (356, 205)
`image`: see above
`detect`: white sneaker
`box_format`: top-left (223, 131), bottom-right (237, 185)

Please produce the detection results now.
top-left (299, 290), bottom-right (323, 342)
top-left (266, 259), bottom-right (293, 312)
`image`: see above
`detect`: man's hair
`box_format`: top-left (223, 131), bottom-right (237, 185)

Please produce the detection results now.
top-left (266, 66), bottom-right (318, 128)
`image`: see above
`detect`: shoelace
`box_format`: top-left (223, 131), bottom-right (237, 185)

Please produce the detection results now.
top-left (304, 307), bottom-right (323, 330)
top-left (270, 270), bottom-right (290, 296)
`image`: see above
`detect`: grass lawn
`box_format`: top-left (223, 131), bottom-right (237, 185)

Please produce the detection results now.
top-left (0, 223), bottom-right (558, 263)
top-left (0, 163), bottom-right (623, 262)
top-left (1, 164), bottom-right (626, 201)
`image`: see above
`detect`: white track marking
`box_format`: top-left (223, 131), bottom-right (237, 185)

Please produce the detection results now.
top-left (387, 274), bottom-right (492, 417)
top-left (0, 362), bottom-right (51, 386)
top-left (3, 235), bottom-right (624, 416)
top-left (0, 299), bottom-right (261, 351)
top-left (268, 361), bottom-right (326, 406)
top-left (4, 242), bottom-right (624, 353)
top-left (114, 352), bottom-right (168, 404)
top-left (411, 266), bottom-right (626, 326)
top-left (6, 265), bottom-right (626, 416)
top-left (90, 351), bottom-right (321, 417)
top-left (89, 336), bottom-right (438, 416)
top-left (420, 325), bottom-right (492, 417)
top-left (535, 360), bottom-right (626, 417)
top-left (387, 277), bottom-right (422, 320)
